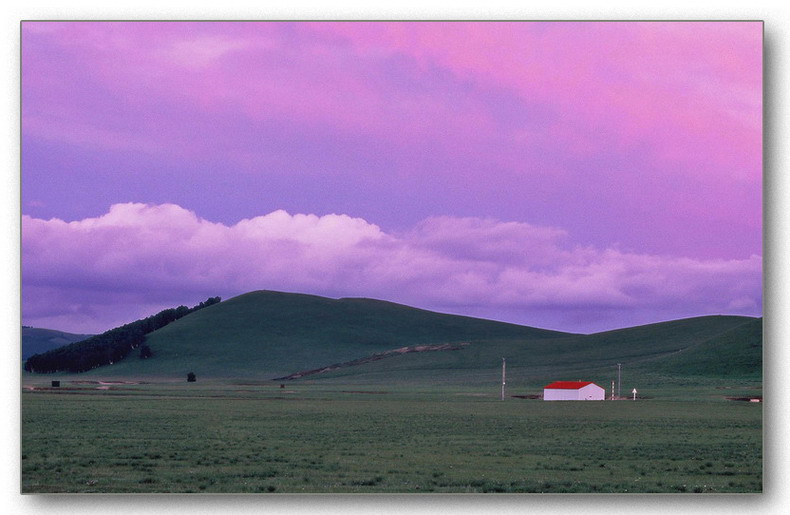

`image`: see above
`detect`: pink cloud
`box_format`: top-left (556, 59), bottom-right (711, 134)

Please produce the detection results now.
top-left (22, 21), bottom-right (761, 166)
top-left (23, 22), bottom-right (495, 156)
top-left (309, 21), bottom-right (761, 177)
top-left (21, 22), bottom-right (761, 262)
top-left (26, 22), bottom-right (760, 179)
top-left (22, 203), bottom-right (761, 333)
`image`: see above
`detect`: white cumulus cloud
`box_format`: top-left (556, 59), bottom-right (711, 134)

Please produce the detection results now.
top-left (22, 203), bottom-right (762, 333)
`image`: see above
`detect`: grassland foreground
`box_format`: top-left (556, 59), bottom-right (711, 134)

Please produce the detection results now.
top-left (20, 380), bottom-right (762, 494)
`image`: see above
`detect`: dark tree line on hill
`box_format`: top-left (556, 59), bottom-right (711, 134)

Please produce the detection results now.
top-left (24, 297), bottom-right (221, 374)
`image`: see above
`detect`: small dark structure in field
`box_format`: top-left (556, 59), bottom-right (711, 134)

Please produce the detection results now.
top-left (51, 380), bottom-right (60, 388)
top-left (187, 372), bottom-right (196, 382)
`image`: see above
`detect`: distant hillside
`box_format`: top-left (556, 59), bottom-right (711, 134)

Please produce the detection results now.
top-left (70, 290), bottom-right (571, 379)
top-left (26, 290), bottom-right (761, 387)
top-left (269, 315), bottom-right (762, 387)
top-left (648, 317), bottom-right (762, 378)
top-left (25, 298), bottom-right (221, 373)
top-left (22, 328), bottom-right (93, 360)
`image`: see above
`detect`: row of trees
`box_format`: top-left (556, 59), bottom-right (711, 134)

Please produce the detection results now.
top-left (24, 297), bottom-right (221, 374)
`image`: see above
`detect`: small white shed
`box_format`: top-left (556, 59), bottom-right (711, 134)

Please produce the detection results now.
top-left (543, 381), bottom-right (606, 401)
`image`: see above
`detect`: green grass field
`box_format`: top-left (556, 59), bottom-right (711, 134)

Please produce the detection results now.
top-left (21, 292), bottom-right (762, 494)
top-left (21, 381), bottom-right (762, 494)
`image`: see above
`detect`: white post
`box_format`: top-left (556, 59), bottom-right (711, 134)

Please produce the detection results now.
top-left (501, 358), bottom-right (506, 401)
top-left (611, 380), bottom-right (615, 400)
top-left (632, 388), bottom-right (637, 401)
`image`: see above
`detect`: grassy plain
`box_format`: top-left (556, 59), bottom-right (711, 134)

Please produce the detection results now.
top-left (21, 381), bottom-right (762, 494)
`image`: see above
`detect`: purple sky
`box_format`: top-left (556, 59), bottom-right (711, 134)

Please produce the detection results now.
top-left (21, 21), bottom-right (762, 334)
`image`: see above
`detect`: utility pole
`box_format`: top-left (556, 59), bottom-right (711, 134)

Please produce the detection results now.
top-left (501, 358), bottom-right (506, 401)
top-left (617, 363), bottom-right (622, 399)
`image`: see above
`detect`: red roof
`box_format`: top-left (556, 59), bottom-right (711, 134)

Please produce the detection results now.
top-left (543, 381), bottom-right (595, 390)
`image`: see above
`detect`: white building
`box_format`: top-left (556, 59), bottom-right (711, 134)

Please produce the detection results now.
top-left (543, 381), bottom-right (606, 401)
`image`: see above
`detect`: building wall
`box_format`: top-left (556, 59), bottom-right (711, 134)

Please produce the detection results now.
top-left (578, 384), bottom-right (605, 400)
top-left (544, 384), bottom-right (606, 401)
top-left (543, 388), bottom-right (580, 401)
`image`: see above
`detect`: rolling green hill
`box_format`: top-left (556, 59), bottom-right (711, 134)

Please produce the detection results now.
top-left (22, 327), bottom-right (93, 360)
top-left (30, 291), bottom-right (761, 387)
top-left (80, 290), bottom-right (571, 379)
top-left (292, 315), bottom-right (761, 387)
top-left (648, 317), bottom-right (762, 378)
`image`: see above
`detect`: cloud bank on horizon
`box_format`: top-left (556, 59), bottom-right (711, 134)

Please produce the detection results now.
top-left (21, 22), bottom-right (762, 333)
top-left (23, 203), bottom-right (761, 333)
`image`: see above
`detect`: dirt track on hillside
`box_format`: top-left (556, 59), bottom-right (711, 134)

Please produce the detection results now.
top-left (273, 342), bottom-right (470, 380)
